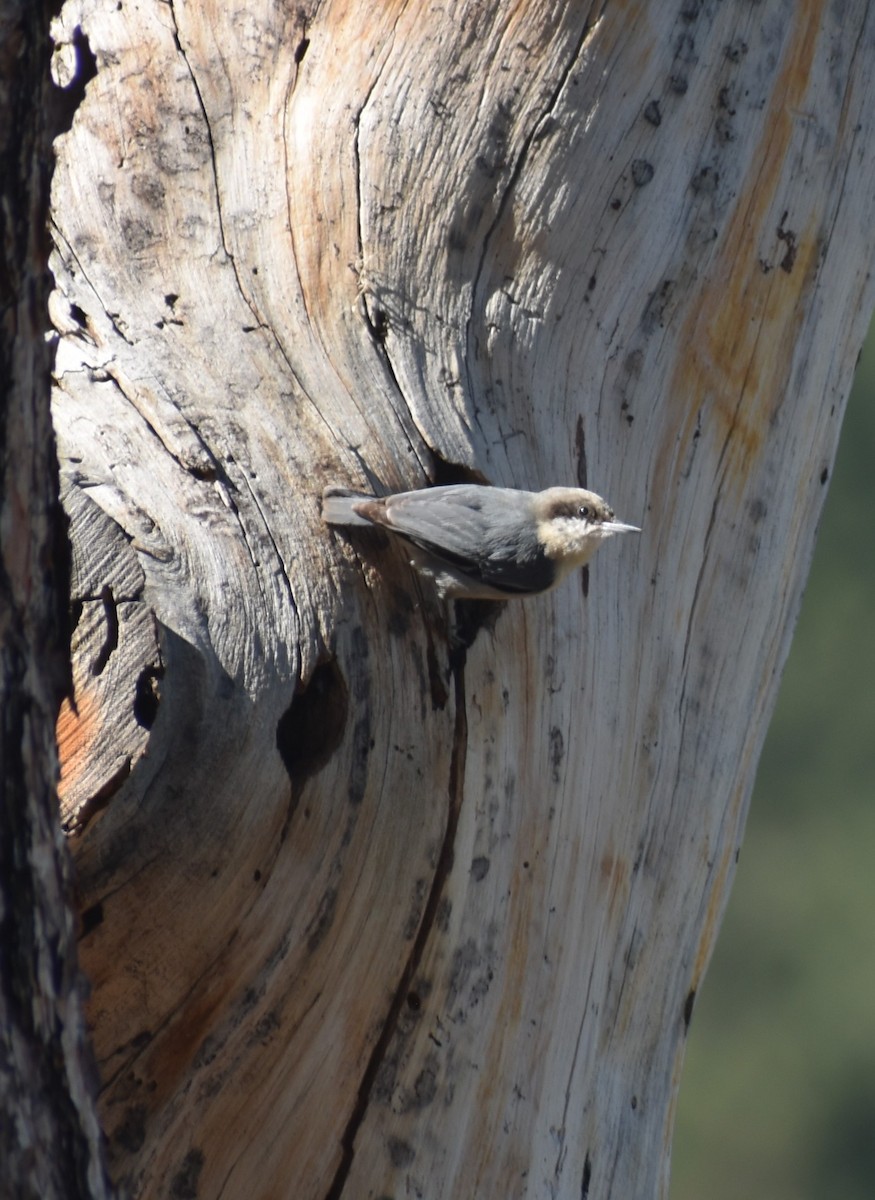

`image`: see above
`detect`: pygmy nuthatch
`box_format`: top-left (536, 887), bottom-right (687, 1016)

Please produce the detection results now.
top-left (321, 483), bottom-right (639, 600)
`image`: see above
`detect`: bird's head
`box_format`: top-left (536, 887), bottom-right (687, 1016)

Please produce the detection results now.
top-left (533, 487), bottom-right (640, 574)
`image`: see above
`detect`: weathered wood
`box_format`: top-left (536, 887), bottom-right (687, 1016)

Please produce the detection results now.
top-left (56, 484), bottom-right (160, 832)
top-left (49, 1), bottom-right (875, 1197)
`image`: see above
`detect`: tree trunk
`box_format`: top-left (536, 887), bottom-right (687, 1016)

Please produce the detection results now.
top-left (0, 3), bottom-right (110, 1198)
top-left (48, 1), bottom-right (874, 1198)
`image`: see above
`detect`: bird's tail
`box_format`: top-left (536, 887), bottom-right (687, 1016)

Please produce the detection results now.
top-left (321, 485), bottom-right (374, 527)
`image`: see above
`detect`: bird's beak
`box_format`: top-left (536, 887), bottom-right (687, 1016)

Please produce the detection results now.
top-left (601, 521), bottom-right (641, 535)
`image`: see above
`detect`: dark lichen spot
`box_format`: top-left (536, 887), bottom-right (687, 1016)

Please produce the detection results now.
top-left (471, 856), bottom-right (490, 882)
top-left (412, 1066), bottom-right (437, 1108)
top-left (254, 1011), bottom-right (280, 1042)
top-left (239, 987), bottom-right (260, 1016)
top-left (447, 222), bottom-right (469, 253)
top-left (690, 165), bottom-right (719, 195)
top-left (776, 214), bottom-right (798, 273)
top-left (306, 887), bottom-right (338, 953)
top-left (192, 1034), bottom-right (221, 1070)
top-left (717, 86), bottom-right (736, 114)
top-left (387, 1137), bottom-right (415, 1168)
top-left (820, 467), bottom-right (829, 485)
top-left (631, 159), bottom-right (654, 187)
top-left (724, 39), bottom-right (748, 63)
top-left (641, 279), bottom-right (675, 333)
top-left (643, 99), bottom-right (662, 126)
top-left (347, 714), bottom-right (371, 807)
top-left (675, 32), bottom-right (696, 63)
top-left (436, 897), bottom-right (453, 932)
top-left (131, 170), bottom-right (168, 208)
top-left (748, 497), bottom-right (767, 524)
top-left (170, 1148), bottom-right (205, 1199)
top-left (113, 1105), bottom-right (147, 1154)
top-left (549, 726), bottom-right (565, 782)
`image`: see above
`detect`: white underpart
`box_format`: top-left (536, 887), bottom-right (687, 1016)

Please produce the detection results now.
top-left (538, 517), bottom-right (606, 575)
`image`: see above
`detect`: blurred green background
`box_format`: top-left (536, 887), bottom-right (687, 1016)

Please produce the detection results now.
top-left (672, 319), bottom-right (875, 1200)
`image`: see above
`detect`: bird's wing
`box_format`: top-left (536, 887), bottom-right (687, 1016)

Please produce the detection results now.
top-left (375, 487), bottom-right (554, 594)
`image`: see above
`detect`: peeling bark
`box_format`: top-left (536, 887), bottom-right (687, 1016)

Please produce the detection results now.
top-left (48, 1), bottom-right (875, 1198)
top-left (0, 3), bottom-right (110, 1198)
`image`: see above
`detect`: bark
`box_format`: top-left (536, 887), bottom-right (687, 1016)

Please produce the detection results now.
top-left (0, 3), bottom-right (109, 1198)
top-left (48, 1), bottom-right (875, 1198)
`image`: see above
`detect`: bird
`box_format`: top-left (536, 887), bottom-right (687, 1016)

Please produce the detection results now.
top-left (321, 483), bottom-right (639, 601)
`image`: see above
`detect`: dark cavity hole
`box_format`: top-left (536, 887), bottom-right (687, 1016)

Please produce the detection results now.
top-left (134, 665), bottom-right (162, 729)
top-left (80, 901), bottom-right (104, 936)
top-left (683, 987), bottom-right (697, 1031)
top-left (91, 585), bottom-right (118, 677)
top-left (276, 658), bottom-right (348, 793)
top-left (429, 451), bottom-right (489, 488)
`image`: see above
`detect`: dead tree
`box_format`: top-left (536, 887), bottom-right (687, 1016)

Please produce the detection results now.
top-left (44, 1), bottom-right (875, 1197)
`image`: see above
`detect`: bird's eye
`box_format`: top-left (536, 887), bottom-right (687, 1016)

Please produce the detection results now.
top-left (578, 505), bottom-right (591, 518)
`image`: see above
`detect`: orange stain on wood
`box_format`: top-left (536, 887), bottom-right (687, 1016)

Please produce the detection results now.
top-left (689, 834), bottom-right (736, 992)
top-left (600, 846), bottom-right (631, 919)
top-left (56, 692), bottom-right (97, 805)
top-left (666, 10), bottom-right (823, 492)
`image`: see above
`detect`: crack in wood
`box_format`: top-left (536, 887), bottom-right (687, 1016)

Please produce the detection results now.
top-left (66, 756), bottom-right (133, 835)
top-left (164, 0), bottom-right (264, 339)
top-left (464, 8), bottom-right (605, 404)
top-left (350, 29), bottom-right (430, 476)
top-left (90, 585), bottom-right (119, 677)
top-left (324, 652), bottom-right (469, 1199)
